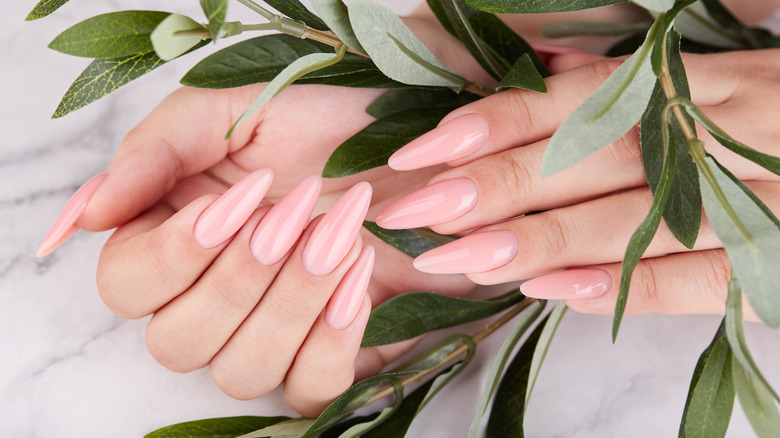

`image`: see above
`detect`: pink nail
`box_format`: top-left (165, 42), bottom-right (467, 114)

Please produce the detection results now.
top-left (520, 269), bottom-right (612, 300)
top-left (325, 246), bottom-right (375, 330)
top-left (388, 114), bottom-right (489, 171)
top-left (375, 178), bottom-right (477, 229)
top-left (37, 171), bottom-right (108, 257)
top-left (413, 230), bottom-right (518, 274)
top-left (193, 169), bottom-right (274, 249)
top-left (250, 175), bottom-right (322, 265)
top-left (302, 182), bottom-right (372, 276)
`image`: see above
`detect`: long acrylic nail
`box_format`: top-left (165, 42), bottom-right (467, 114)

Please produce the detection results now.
top-left (193, 169), bottom-right (274, 249)
top-left (413, 230), bottom-right (518, 274)
top-left (302, 182), bottom-right (372, 276)
top-left (250, 175), bottom-right (322, 265)
top-left (520, 269), bottom-right (612, 300)
top-left (325, 246), bottom-right (375, 330)
top-left (375, 178), bottom-right (477, 229)
top-left (37, 171), bottom-right (108, 257)
top-left (388, 114), bottom-right (489, 171)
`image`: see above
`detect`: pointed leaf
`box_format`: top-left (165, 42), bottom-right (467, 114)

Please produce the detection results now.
top-left (201, 0), bottom-right (228, 42)
top-left (679, 320), bottom-right (735, 438)
top-left (496, 53), bottom-right (547, 93)
top-left (365, 88), bottom-right (479, 119)
top-left (465, 0), bottom-right (627, 14)
top-left (48, 11), bottom-right (171, 58)
top-left (732, 358), bottom-right (780, 438)
top-left (632, 0), bottom-right (674, 11)
top-left (362, 221), bottom-right (455, 258)
top-left (181, 34), bottom-right (399, 89)
top-left (264, 0), bottom-right (329, 31)
top-left (150, 14), bottom-right (206, 61)
top-left (26, 0), bottom-right (70, 20)
top-left (360, 372), bottom-right (439, 438)
top-left (238, 418), bottom-right (315, 438)
top-left (525, 301), bottom-right (567, 408)
top-left (361, 289), bottom-right (526, 347)
top-left (310, 0), bottom-right (365, 53)
top-left (673, 2), bottom-right (749, 49)
top-left (144, 416), bottom-right (292, 438)
top-left (349, 0), bottom-right (467, 91)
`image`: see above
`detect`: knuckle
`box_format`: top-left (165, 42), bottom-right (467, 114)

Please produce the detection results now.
top-left (586, 59), bottom-right (624, 89)
top-left (700, 251), bottom-right (731, 301)
top-left (493, 151), bottom-right (534, 207)
top-left (604, 129), bottom-right (642, 171)
top-left (501, 89), bottom-right (535, 129)
top-left (208, 271), bottom-right (261, 313)
top-left (632, 259), bottom-right (662, 310)
top-left (145, 325), bottom-right (199, 373)
top-left (534, 211), bottom-right (569, 262)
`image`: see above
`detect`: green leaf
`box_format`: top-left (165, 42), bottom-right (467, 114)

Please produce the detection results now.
top-left (26, 0), bottom-right (70, 20)
top-left (674, 2), bottom-right (750, 49)
top-left (641, 31), bottom-right (701, 249)
top-left (239, 418), bottom-right (315, 438)
top-left (362, 289), bottom-right (526, 347)
top-left (679, 320), bottom-right (735, 438)
top-left (228, 45), bottom-right (346, 137)
top-left (700, 0), bottom-right (777, 49)
top-left (465, 0), bottom-right (627, 14)
top-left (144, 416), bottom-right (291, 438)
top-left (363, 221), bottom-right (455, 258)
top-left (496, 54), bottom-right (547, 93)
top-left (709, 160), bottom-right (780, 230)
top-left (264, 0), bottom-right (329, 31)
top-left (525, 301), bottom-right (567, 408)
top-left (201, 0), bottom-right (228, 42)
top-left (348, 0), bottom-right (468, 91)
top-left (649, 0), bottom-right (698, 75)
top-left (365, 88), bottom-right (479, 119)
top-left (181, 34), bottom-right (399, 89)
top-left (632, 0), bottom-right (674, 11)
top-left (468, 300), bottom-right (545, 438)
top-left (310, 0), bottom-right (365, 53)
top-left (732, 358), bottom-right (780, 438)
top-left (48, 11), bottom-right (171, 58)
top-left (150, 14), bottom-right (206, 61)
top-left (698, 156), bottom-right (780, 327)
top-left (360, 373), bottom-right (439, 438)
top-left (541, 14), bottom-right (661, 176)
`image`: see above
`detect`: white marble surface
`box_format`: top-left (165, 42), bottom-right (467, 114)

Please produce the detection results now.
top-left (2, 1), bottom-right (778, 437)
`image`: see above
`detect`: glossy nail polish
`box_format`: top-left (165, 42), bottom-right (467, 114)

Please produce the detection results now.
top-left (413, 230), bottom-right (518, 274)
top-left (388, 113), bottom-right (489, 171)
top-left (37, 171), bottom-right (108, 257)
top-left (375, 178), bottom-right (477, 229)
top-left (193, 169), bottom-right (274, 249)
top-left (302, 182), bottom-right (372, 276)
top-left (520, 269), bottom-right (612, 300)
top-left (325, 246), bottom-right (375, 330)
top-left (250, 175), bottom-right (322, 265)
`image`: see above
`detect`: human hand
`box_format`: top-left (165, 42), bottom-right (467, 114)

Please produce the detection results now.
top-left (376, 49), bottom-right (780, 323)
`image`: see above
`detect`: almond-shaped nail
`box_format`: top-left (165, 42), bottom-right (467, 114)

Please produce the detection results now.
top-left (37, 171), bottom-right (108, 257)
top-left (193, 169), bottom-right (274, 249)
top-left (375, 178), bottom-right (477, 229)
top-left (250, 175), bottom-right (322, 265)
top-left (302, 182), bottom-right (372, 276)
top-left (388, 114), bottom-right (489, 171)
top-left (325, 246), bottom-right (375, 330)
top-left (413, 230), bottom-right (518, 274)
top-left (520, 269), bottom-right (612, 300)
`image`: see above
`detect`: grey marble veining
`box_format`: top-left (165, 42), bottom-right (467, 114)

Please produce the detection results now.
top-left (2, 1), bottom-right (778, 437)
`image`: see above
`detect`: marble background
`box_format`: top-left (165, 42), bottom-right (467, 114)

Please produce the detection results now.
top-left (2, 1), bottom-right (778, 437)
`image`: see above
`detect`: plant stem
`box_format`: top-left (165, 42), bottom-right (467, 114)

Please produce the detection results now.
top-left (365, 297), bottom-right (539, 405)
top-left (234, 0), bottom-right (276, 21)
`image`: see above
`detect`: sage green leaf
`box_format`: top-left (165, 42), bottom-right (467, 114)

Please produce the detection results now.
top-left (366, 88), bottom-right (479, 119)
top-left (363, 221), bottom-right (455, 258)
top-left (48, 11), bottom-right (171, 58)
top-left (228, 46), bottom-right (346, 137)
top-left (150, 14), bottom-right (206, 61)
top-left (26, 0), bottom-right (69, 20)
top-left (465, 0), bottom-right (627, 14)
top-left (631, 0), bottom-right (674, 11)
top-left (674, 2), bottom-right (749, 49)
top-left (542, 21), bottom-right (652, 38)
top-left (700, 0), bottom-right (777, 49)
top-left (732, 358), bottom-right (780, 438)
top-left (476, 302), bottom-right (546, 438)
top-left (362, 289), bottom-right (526, 347)
top-left (144, 416), bottom-right (291, 438)
top-left (322, 107), bottom-right (450, 178)
top-left (725, 278), bottom-right (780, 403)
top-left (698, 156), bottom-right (780, 327)
top-left (679, 320), bottom-right (735, 438)
top-left (264, 0), bottom-right (329, 31)
top-left (649, 0), bottom-right (698, 75)
top-left (525, 301), bottom-right (567, 408)
top-left (349, 0), bottom-right (468, 91)
top-left (541, 15), bottom-right (660, 176)
top-left (310, 0), bottom-right (364, 53)
top-left (201, 0), bottom-right (228, 42)
top-left (641, 31), bottom-right (700, 249)
top-left (361, 373), bottom-right (439, 438)
top-left (496, 54), bottom-right (547, 93)
top-left (238, 418), bottom-right (315, 438)
top-left (709, 160), bottom-right (780, 230)
top-left (181, 35), bottom-right (399, 89)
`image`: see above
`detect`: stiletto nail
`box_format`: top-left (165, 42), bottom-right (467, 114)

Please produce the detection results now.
top-left (520, 269), bottom-right (612, 300)
top-left (303, 182), bottom-right (372, 276)
top-left (413, 230), bottom-right (518, 274)
top-left (325, 246), bottom-right (375, 330)
top-left (193, 169), bottom-right (274, 249)
top-left (375, 178), bottom-right (477, 229)
top-left (388, 113), bottom-right (489, 171)
top-left (37, 171), bottom-right (108, 257)
top-left (250, 175), bottom-right (322, 265)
